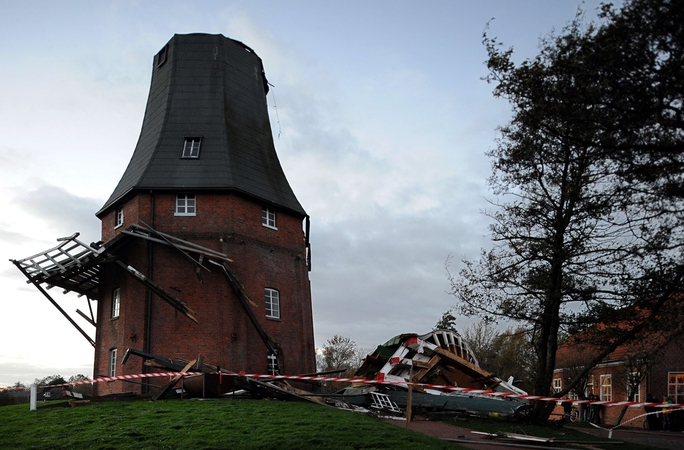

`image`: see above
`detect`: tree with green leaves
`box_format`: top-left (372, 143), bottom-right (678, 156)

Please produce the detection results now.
top-left (34, 374), bottom-right (66, 386)
top-left (449, 0), bottom-right (684, 423)
top-left (433, 310), bottom-right (458, 332)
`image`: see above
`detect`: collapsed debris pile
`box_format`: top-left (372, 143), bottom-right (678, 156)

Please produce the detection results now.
top-left (30, 329), bottom-right (532, 420)
top-left (339, 330), bottom-right (531, 419)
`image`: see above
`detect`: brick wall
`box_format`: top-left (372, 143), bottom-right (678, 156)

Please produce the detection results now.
top-left (94, 190), bottom-right (314, 396)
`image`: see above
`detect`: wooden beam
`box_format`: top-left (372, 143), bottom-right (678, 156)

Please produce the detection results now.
top-left (411, 354), bottom-right (440, 382)
top-left (151, 360), bottom-right (197, 401)
top-left (431, 346), bottom-right (491, 379)
top-left (12, 260), bottom-right (96, 347)
top-left (208, 260), bottom-right (284, 372)
top-left (152, 359), bottom-right (197, 401)
top-left (411, 360), bottom-right (431, 369)
top-left (114, 260), bottom-right (198, 323)
top-left (76, 309), bottom-right (96, 327)
top-left (130, 222), bottom-right (232, 261)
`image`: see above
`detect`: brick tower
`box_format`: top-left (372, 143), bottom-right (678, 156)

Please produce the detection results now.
top-left (92, 34), bottom-right (314, 393)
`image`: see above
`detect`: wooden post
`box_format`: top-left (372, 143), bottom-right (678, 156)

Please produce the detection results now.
top-left (405, 366), bottom-right (413, 429)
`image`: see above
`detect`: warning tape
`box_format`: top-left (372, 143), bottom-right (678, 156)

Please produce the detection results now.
top-left (4, 371), bottom-right (683, 410)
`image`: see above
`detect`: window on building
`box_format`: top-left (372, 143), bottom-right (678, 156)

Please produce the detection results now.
top-left (668, 372), bottom-right (684, 404)
top-left (267, 352), bottom-right (279, 375)
top-left (262, 206), bottom-right (276, 229)
top-left (181, 138), bottom-right (202, 158)
top-left (115, 206), bottom-right (124, 228)
top-left (585, 374), bottom-right (594, 398)
top-left (111, 288), bottom-right (120, 319)
top-left (108, 348), bottom-right (117, 377)
top-left (156, 45), bottom-right (167, 67)
top-left (553, 377), bottom-right (562, 393)
top-left (600, 374), bottom-right (612, 401)
top-left (626, 372), bottom-right (641, 402)
top-left (175, 193), bottom-right (196, 216)
top-left (265, 288), bottom-right (280, 319)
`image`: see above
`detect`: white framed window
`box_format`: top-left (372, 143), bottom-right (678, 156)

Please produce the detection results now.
top-left (600, 374), bottom-right (612, 401)
top-left (668, 372), bottom-right (684, 404)
top-left (108, 348), bottom-right (117, 377)
top-left (262, 206), bottom-right (276, 229)
top-left (585, 374), bottom-right (594, 397)
top-left (267, 352), bottom-right (279, 375)
top-left (181, 137), bottom-right (201, 158)
top-left (265, 288), bottom-right (280, 319)
top-left (175, 193), bottom-right (196, 216)
top-left (111, 288), bottom-right (120, 319)
top-left (115, 206), bottom-right (124, 228)
top-left (552, 377), bottom-right (562, 393)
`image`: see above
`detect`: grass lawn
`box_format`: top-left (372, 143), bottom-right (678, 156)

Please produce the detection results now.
top-left (0, 398), bottom-right (461, 449)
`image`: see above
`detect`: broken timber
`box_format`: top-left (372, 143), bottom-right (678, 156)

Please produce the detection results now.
top-left (348, 330), bottom-right (530, 417)
top-left (114, 260), bottom-right (198, 323)
top-left (123, 223), bottom-right (284, 367)
top-left (11, 226), bottom-right (285, 366)
top-left (209, 259), bottom-right (284, 372)
top-left (151, 359), bottom-right (197, 401)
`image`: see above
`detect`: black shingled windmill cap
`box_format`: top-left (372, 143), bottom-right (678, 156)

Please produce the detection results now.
top-left (97, 33), bottom-right (305, 217)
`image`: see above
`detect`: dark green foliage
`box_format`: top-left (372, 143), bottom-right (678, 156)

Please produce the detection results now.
top-left (34, 375), bottom-right (67, 386)
top-left (449, 0), bottom-right (684, 423)
top-left (0, 399), bottom-right (452, 449)
top-left (433, 310), bottom-right (458, 332)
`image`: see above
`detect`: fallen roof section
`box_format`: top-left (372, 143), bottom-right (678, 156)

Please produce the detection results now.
top-left (9, 230), bottom-right (209, 345)
top-left (355, 330), bottom-right (527, 396)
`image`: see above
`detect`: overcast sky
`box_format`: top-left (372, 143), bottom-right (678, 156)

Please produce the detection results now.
top-left (0, 0), bottom-right (613, 387)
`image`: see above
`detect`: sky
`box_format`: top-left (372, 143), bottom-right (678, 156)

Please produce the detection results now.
top-left (0, 0), bottom-right (613, 387)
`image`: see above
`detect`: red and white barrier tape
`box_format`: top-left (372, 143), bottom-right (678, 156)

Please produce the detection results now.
top-left (3, 371), bottom-right (683, 410)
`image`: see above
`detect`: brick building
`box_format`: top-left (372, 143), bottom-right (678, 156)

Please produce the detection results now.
top-left (89, 33), bottom-right (315, 394)
top-left (552, 328), bottom-right (684, 428)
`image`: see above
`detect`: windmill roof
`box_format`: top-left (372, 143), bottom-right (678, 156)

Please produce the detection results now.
top-left (97, 33), bottom-right (305, 217)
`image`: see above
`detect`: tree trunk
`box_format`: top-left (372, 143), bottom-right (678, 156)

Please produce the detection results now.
top-left (615, 405), bottom-right (628, 426)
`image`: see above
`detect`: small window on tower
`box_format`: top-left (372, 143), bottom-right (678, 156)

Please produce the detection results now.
top-left (175, 193), bottom-right (196, 216)
top-left (108, 348), bottom-right (117, 377)
top-left (181, 138), bottom-right (202, 158)
top-left (111, 288), bottom-right (120, 319)
top-left (265, 288), bottom-right (280, 319)
top-left (262, 206), bottom-right (277, 229)
top-left (157, 45), bottom-right (167, 67)
top-left (115, 206), bottom-right (124, 228)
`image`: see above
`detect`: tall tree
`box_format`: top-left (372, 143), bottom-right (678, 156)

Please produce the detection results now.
top-left (461, 320), bottom-right (499, 370)
top-left (461, 322), bottom-right (537, 393)
top-left (433, 309), bottom-right (459, 332)
top-left (449, 0), bottom-right (684, 423)
top-left (317, 335), bottom-right (368, 373)
top-left (316, 335), bottom-right (369, 393)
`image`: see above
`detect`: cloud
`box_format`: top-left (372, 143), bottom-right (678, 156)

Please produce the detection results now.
top-left (309, 188), bottom-right (493, 348)
top-left (0, 226), bottom-right (33, 245)
top-left (11, 182), bottom-right (103, 238)
top-left (0, 361), bottom-right (93, 387)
